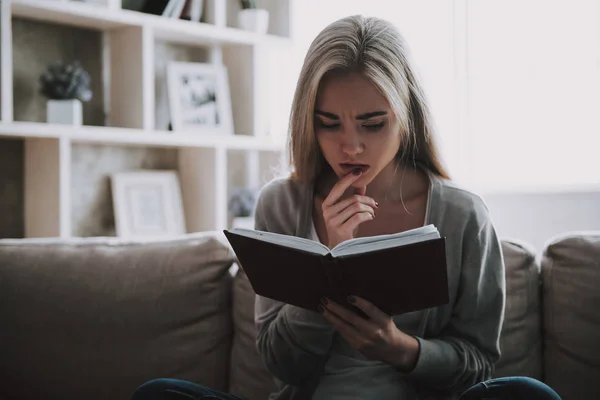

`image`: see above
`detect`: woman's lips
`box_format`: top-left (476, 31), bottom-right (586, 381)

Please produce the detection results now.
top-left (339, 163), bottom-right (370, 174)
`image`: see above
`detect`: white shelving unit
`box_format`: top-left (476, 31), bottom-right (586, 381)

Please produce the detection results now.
top-left (0, 0), bottom-right (294, 239)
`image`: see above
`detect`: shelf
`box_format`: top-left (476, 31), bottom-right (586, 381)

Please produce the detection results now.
top-left (11, 0), bottom-right (292, 48)
top-left (2, 0), bottom-right (292, 239)
top-left (0, 122), bottom-right (285, 151)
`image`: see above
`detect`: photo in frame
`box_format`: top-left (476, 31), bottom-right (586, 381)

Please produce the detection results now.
top-left (167, 61), bottom-right (234, 135)
top-left (111, 170), bottom-right (186, 239)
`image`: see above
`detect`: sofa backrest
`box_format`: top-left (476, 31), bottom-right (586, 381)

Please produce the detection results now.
top-left (0, 233), bottom-right (237, 400)
top-left (228, 267), bottom-right (278, 400)
top-left (541, 232), bottom-right (600, 400)
top-left (3, 231), bottom-right (598, 400)
top-left (494, 239), bottom-right (543, 379)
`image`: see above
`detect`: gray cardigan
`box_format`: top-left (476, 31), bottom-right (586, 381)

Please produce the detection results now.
top-left (253, 171), bottom-right (506, 400)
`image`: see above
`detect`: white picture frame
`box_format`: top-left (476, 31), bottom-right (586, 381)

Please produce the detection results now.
top-left (111, 170), bottom-right (186, 239)
top-left (167, 61), bottom-right (234, 135)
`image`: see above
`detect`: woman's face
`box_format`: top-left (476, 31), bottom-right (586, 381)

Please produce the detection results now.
top-left (314, 71), bottom-right (402, 188)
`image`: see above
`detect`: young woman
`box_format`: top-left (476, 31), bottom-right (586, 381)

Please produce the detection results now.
top-left (132, 15), bottom-right (561, 400)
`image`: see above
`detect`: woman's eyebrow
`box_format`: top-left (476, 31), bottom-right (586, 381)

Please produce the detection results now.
top-left (314, 110), bottom-right (388, 120)
top-left (356, 111), bottom-right (387, 120)
top-left (314, 110), bottom-right (339, 120)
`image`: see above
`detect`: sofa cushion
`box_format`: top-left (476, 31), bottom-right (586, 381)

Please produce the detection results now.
top-left (493, 239), bottom-right (543, 379)
top-left (0, 232), bottom-right (236, 400)
top-left (228, 267), bottom-right (277, 400)
top-left (542, 232), bottom-right (600, 400)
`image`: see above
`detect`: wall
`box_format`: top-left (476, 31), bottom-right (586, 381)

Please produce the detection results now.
top-left (70, 144), bottom-right (178, 237)
top-left (483, 191), bottom-right (600, 253)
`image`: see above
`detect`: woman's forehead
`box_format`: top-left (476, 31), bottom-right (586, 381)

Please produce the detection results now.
top-left (316, 72), bottom-right (390, 112)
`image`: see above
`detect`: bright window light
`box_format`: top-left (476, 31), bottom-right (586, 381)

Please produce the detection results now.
top-left (286, 0), bottom-right (600, 193)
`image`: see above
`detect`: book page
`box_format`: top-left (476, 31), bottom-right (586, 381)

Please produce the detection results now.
top-left (330, 225), bottom-right (440, 257)
top-left (228, 228), bottom-right (331, 256)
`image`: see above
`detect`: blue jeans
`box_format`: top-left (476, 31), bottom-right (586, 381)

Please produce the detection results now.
top-left (131, 376), bottom-right (562, 400)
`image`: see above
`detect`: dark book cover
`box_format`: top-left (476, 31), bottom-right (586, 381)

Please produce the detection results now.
top-left (223, 230), bottom-right (450, 316)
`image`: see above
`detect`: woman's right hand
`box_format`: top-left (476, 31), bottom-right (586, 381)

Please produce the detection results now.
top-left (322, 169), bottom-right (378, 249)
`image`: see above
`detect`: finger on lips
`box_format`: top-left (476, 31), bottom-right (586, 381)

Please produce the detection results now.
top-left (323, 168), bottom-right (364, 207)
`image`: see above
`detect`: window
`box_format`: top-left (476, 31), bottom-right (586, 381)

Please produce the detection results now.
top-left (467, 0), bottom-right (600, 192)
top-left (286, 0), bottom-right (600, 193)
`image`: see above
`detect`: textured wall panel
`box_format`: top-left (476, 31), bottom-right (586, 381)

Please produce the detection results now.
top-left (71, 144), bottom-right (178, 237)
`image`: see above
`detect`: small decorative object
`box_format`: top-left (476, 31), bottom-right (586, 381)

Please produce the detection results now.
top-left (238, 0), bottom-right (269, 34)
top-left (40, 60), bottom-right (92, 126)
top-left (167, 61), bottom-right (233, 135)
top-left (228, 186), bottom-right (258, 229)
top-left (111, 170), bottom-right (186, 239)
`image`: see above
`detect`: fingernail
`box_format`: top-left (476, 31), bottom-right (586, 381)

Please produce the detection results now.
top-left (352, 168), bottom-right (362, 175)
top-left (320, 297), bottom-right (328, 305)
top-left (375, 202), bottom-right (379, 207)
top-left (318, 305), bottom-right (325, 314)
top-left (347, 296), bottom-right (356, 304)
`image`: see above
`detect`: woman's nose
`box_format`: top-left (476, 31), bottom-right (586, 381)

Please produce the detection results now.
top-left (341, 130), bottom-right (363, 156)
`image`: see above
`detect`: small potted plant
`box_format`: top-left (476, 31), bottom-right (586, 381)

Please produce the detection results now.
top-left (39, 60), bottom-right (92, 126)
top-left (238, 0), bottom-right (269, 34)
top-left (228, 187), bottom-right (259, 229)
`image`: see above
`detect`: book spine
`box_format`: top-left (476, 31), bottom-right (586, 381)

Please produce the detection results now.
top-left (320, 255), bottom-right (344, 302)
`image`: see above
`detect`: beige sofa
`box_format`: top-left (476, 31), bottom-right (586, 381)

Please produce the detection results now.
top-left (0, 231), bottom-right (599, 400)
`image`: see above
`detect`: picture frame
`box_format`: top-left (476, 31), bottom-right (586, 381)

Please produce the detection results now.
top-left (111, 170), bottom-right (186, 239)
top-left (167, 61), bottom-right (234, 135)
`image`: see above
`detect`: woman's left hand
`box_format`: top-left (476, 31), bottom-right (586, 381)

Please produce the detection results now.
top-left (319, 296), bottom-right (420, 372)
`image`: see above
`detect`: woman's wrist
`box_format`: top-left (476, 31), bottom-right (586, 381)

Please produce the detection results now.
top-left (392, 333), bottom-right (420, 372)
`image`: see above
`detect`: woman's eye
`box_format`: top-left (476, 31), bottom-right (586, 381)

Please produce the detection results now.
top-left (319, 121), bottom-right (340, 130)
top-left (363, 122), bottom-right (385, 131)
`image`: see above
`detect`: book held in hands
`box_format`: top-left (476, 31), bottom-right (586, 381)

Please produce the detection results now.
top-left (223, 224), bottom-right (449, 317)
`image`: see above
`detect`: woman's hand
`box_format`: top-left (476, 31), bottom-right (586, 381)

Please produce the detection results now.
top-left (322, 169), bottom-right (378, 248)
top-left (319, 295), bottom-right (420, 372)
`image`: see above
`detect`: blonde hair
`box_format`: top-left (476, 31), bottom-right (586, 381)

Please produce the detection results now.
top-left (288, 15), bottom-right (450, 182)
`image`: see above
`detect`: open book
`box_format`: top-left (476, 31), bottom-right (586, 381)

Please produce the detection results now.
top-left (223, 225), bottom-right (449, 316)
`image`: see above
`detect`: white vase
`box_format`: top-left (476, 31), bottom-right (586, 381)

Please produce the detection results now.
top-left (238, 9), bottom-right (269, 34)
top-left (47, 99), bottom-right (83, 126)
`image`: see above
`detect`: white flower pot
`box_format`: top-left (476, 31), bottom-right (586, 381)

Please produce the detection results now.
top-left (238, 9), bottom-right (269, 34)
top-left (47, 99), bottom-right (83, 126)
